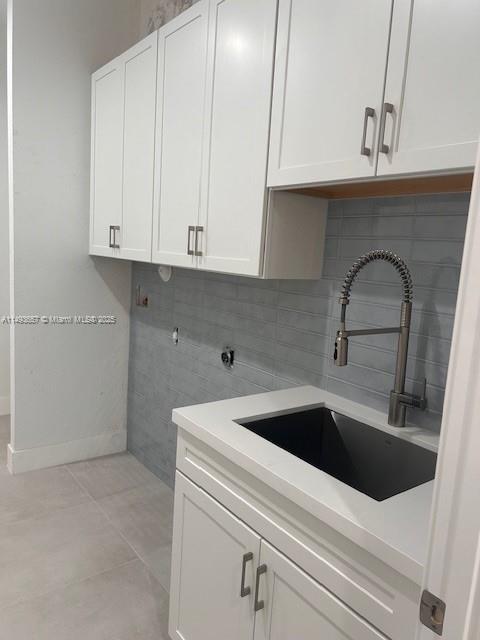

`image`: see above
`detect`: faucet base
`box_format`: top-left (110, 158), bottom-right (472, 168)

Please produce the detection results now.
top-left (388, 392), bottom-right (407, 427)
top-left (388, 383), bottom-right (427, 427)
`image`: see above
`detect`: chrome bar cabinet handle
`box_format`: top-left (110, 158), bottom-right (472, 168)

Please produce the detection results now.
top-left (240, 552), bottom-right (253, 598)
top-left (187, 226), bottom-right (195, 256)
top-left (110, 225), bottom-right (120, 249)
top-left (379, 102), bottom-right (394, 154)
top-left (254, 564), bottom-right (267, 612)
top-left (194, 226), bottom-right (204, 257)
top-left (360, 107), bottom-right (375, 157)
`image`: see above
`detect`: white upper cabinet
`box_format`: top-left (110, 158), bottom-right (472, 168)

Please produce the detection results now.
top-left (198, 0), bottom-right (278, 276)
top-left (90, 59), bottom-right (124, 258)
top-left (268, 0), bottom-right (393, 188)
top-left (91, 0), bottom-right (326, 278)
top-left (377, 0), bottom-right (480, 176)
top-left (91, 1), bottom-right (480, 267)
top-left (152, 1), bottom-right (209, 268)
top-left (120, 34), bottom-right (158, 261)
top-left (90, 32), bottom-right (158, 262)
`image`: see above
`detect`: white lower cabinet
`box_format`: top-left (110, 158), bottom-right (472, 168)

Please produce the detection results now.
top-left (169, 473), bottom-right (260, 640)
top-left (170, 472), bottom-right (389, 640)
top-left (254, 541), bottom-right (385, 640)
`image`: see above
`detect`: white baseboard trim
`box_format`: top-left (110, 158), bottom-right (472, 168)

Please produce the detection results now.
top-left (7, 430), bottom-right (127, 474)
top-left (0, 395), bottom-right (10, 416)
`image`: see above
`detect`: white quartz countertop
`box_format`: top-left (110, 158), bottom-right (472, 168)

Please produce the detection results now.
top-left (172, 385), bottom-right (440, 585)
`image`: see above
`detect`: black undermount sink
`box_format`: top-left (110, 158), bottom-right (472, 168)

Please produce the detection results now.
top-left (236, 407), bottom-right (437, 502)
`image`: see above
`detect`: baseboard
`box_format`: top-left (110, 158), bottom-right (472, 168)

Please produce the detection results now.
top-left (7, 429), bottom-right (127, 474)
top-left (0, 395), bottom-right (10, 416)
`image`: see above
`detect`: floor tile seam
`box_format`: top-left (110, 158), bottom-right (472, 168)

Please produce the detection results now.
top-left (64, 465), bottom-right (148, 564)
top-left (0, 557), bottom-right (142, 614)
top-left (0, 485), bottom-right (96, 532)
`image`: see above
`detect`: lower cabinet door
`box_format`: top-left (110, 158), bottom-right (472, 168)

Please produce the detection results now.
top-left (169, 472), bottom-right (261, 640)
top-left (253, 541), bottom-right (387, 640)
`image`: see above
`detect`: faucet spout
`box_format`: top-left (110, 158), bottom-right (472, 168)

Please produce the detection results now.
top-left (334, 250), bottom-right (426, 427)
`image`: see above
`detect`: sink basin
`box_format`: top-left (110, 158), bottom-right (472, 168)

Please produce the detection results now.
top-left (236, 407), bottom-right (437, 501)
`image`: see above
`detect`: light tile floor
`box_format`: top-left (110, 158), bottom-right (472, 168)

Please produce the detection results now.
top-left (0, 416), bottom-right (173, 639)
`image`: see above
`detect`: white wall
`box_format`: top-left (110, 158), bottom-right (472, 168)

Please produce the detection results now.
top-left (7, 0), bottom-right (140, 472)
top-left (139, 0), bottom-right (196, 37)
top-left (0, 0), bottom-right (9, 416)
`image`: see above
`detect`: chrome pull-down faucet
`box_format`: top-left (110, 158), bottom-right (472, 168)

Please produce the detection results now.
top-left (334, 250), bottom-right (426, 427)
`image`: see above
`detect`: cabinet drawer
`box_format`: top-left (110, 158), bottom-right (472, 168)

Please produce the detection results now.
top-left (177, 428), bottom-right (419, 640)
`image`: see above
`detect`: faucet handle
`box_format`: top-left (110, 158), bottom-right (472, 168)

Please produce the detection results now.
top-left (418, 378), bottom-right (427, 411)
top-left (393, 378), bottom-right (427, 412)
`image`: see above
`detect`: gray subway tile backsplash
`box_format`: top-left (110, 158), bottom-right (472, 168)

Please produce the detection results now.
top-left (411, 239), bottom-right (465, 264)
top-left (128, 193), bottom-right (470, 486)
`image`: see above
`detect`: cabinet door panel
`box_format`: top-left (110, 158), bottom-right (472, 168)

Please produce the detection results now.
top-left (254, 541), bottom-right (387, 640)
top-left (89, 60), bottom-right (123, 257)
top-left (169, 472), bottom-right (260, 640)
top-left (120, 33), bottom-right (158, 262)
top-left (198, 0), bottom-right (277, 276)
top-left (152, 2), bottom-right (209, 267)
top-left (378, 0), bottom-right (480, 175)
top-left (268, 0), bottom-right (393, 187)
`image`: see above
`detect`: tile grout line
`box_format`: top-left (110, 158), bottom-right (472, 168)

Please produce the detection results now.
top-left (64, 463), bottom-right (172, 594)
top-left (64, 464), bottom-right (147, 562)
top-left (0, 557), bottom-right (142, 615)
top-left (0, 477), bottom-right (95, 531)
top-left (0, 462), bottom-right (170, 614)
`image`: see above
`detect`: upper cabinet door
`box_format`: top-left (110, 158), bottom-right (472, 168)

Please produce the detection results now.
top-left (169, 473), bottom-right (260, 640)
top-left (152, 2), bottom-right (209, 268)
top-left (268, 0), bottom-right (393, 188)
top-left (197, 0), bottom-right (278, 276)
top-left (377, 0), bottom-right (480, 176)
top-left (90, 59), bottom-right (124, 257)
top-left (119, 33), bottom-right (158, 262)
top-left (254, 541), bottom-right (387, 640)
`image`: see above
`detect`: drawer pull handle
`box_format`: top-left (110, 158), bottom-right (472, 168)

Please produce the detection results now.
top-left (360, 107), bottom-right (375, 157)
top-left (254, 564), bottom-right (267, 612)
top-left (240, 552), bottom-right (253, 598)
